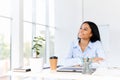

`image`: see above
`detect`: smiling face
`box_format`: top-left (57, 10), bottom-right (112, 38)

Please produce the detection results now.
top-left (78, 23), bottom-right (93, 40)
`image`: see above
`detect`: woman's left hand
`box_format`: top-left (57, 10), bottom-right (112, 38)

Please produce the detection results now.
top-left (92, 57), bottom-right (104, 63)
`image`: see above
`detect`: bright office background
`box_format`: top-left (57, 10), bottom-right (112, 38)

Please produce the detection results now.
top-left (0, 0), bottom-right (55, 75)
top-left (1, 0), bottom-right (120, 76)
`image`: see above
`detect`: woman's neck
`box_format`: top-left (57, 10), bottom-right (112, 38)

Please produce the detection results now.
top-left (79, 39), bottom-right (90, 52)
top-left (79, 39), bottom-right (90, 46)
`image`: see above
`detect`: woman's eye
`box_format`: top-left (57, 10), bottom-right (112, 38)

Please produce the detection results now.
top-left (83, 28), bottom-right (87, 31)
top-left (80, 27), bottom-right (87, 31)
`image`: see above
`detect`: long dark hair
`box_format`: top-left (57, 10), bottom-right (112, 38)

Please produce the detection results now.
top-left (81, 21), bottom-right (101, 42)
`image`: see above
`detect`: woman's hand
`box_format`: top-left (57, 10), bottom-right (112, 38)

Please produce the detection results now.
top-left (92, 57), bottom-right (104, 63)
top-left (72, 65), bottom-right (81, 67)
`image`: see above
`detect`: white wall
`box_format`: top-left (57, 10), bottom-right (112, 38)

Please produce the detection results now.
top-left (54, 0), bottom-right (82, 64)
top-left (54, 0), bottom-right (120, 66)
top-left (84, 0), bottom-right (120, 66)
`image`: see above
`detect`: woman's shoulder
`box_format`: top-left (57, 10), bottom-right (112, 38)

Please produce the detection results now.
top-left (93, 40), bottom-right (102, 43)
top-left (91, 40), bottom-right (103, 46)
top-left (70, 39), bottom-right (79, 47)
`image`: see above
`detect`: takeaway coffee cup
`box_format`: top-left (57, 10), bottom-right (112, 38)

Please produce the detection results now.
top-left (49, 56), bottom-right (58, 70)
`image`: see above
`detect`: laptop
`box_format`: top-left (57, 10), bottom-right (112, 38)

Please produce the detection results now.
top-left (57, 66), bottom-right (96, 73)
top-left (57, 66), bottom-right (83, 72)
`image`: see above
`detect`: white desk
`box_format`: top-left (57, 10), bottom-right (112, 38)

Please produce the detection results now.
top-left (7, 67), bottom-right (120, 80)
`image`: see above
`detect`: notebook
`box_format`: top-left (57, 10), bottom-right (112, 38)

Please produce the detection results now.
top-left (57, 66), bottom-right (96, 73)
top-left (57, 66), bottom-right (83, 72)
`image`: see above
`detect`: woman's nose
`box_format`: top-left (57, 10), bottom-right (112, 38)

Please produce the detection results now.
top-left (80, 29), bottom-right (83, 33)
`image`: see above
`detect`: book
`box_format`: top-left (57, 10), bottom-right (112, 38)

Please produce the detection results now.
top-left (13, 68), bottom-right (31, 72)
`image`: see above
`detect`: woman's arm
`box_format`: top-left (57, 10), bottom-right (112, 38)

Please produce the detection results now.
top-left (94, 41), bottom-right (106, 63)
top-left (92, 57), bottom-right (104, 63)
top-left (63, 41), bottom-right (82, 66)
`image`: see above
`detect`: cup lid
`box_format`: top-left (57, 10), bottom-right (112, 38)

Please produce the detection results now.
top-left (50, 56), bottom-right (58, 59)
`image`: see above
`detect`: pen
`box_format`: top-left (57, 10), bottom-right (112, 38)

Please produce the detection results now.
top-left (87, 58), bottom-right (89, 62)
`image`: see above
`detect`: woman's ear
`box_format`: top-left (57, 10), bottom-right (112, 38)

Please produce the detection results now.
top-left (90, 33), bottom-right (93, 37)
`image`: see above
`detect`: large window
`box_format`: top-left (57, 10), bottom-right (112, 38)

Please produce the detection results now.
top-left (0, 0), bottom-right (55, 74)
top-left (0, 0), bottom-right (11, 75)
top-left (23, 0), bottom-right (55, 66)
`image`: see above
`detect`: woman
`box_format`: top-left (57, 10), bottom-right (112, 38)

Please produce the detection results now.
top-left (64, 21), bottom-right (106, 68)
